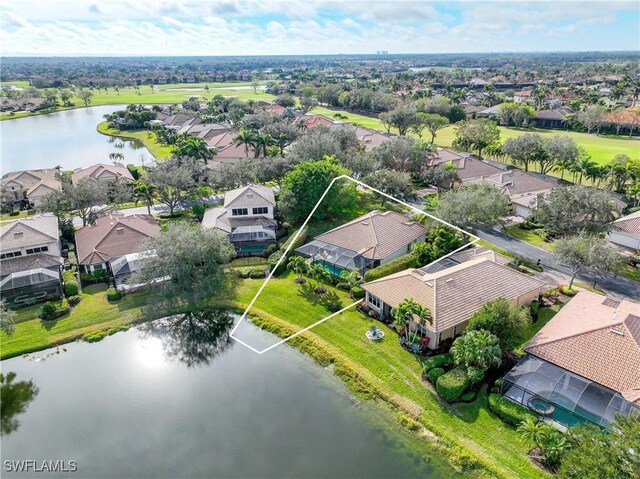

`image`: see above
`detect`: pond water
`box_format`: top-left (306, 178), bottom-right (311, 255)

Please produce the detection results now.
top-left (1, 312), bottom-right (455, 478)
top-left (1, 106), bottom-right (153, 173)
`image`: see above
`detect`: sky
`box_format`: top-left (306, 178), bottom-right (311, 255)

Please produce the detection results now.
top-left (1, 0), bottom-right (639, 56)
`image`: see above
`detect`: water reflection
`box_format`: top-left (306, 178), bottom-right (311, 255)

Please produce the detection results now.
top-left (137, 309), bottom-right (234, 367)
top-left (0, 372), bottom-right (39, 436)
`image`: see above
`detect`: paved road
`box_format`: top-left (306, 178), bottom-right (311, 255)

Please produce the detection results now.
top-left (475, 228), bottom-right (640, 301)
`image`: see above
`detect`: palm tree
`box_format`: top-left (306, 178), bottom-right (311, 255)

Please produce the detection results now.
top-left (274, 133), bottom-right (290, 155)
top-left (450, 330), bottom-right (502, 372)
top-left (517, 418), bottom-right (547, 450)
top-left (308, 263), bottom-right (332, 295)
top-left (339, 269), bottom-right (362, 296)
top-left (132, 180), bottom-right (156, 215)
top-left (109, 152), bottom-right (125, 166)
top-left (233, 129), bottom-right (257, 157)
top-left (287, 256), bottom-right (308, 283)
top-left (391, 298), bottom-right (432, 343)
top-left (174, 136), bottom-right (213, 164)
top-left (254, 133), bottom-right (273, 158)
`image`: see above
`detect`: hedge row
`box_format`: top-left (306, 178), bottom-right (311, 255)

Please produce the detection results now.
top-left (487, 393), bottom-right (537, 427)
top-left (427, 367), bottom-right (445, 384)
top-left (269, 226), bottom-right (308, 275)
top-left (240, 267), bottom-right (267, 279)
top-left (363, 254), bottom-right (418, 282)
top-left (435, 367), bottom-right (469, 403)
top-left (65, 281), bottom-right (79, 297)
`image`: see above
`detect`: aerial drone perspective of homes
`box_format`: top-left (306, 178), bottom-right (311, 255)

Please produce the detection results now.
top-left (1, 3), bottom-right (640, 478)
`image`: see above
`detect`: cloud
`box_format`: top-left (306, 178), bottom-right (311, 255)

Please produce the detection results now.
top-left (88, 4), bottom-right (101, 14)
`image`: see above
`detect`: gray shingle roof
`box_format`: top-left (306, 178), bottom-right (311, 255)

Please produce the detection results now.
top-left (0, 215), bottom-right (59, 250)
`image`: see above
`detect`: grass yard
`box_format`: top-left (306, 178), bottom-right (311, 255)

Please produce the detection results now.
top-left (231, 273), bottom-right (548, 479)
top-left (0, 210), bottom-right (35, 224)
top-left (0, 284), bottom-right (151, 359)
top-left (516, 305), bottom-right (560, 355)
top-left (96, 121), bottom-right (174, 161)
top-left (502, 225), bottom-right (554, 251)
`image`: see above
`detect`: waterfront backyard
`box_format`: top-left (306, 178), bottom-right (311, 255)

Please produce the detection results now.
top-left (1, 272), bottom-right (551, 479)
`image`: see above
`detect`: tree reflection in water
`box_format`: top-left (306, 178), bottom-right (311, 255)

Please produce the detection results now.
top-left (138, 309), bottom-right (234, 367)
top-left (1, 372), bottom-right (39, 436)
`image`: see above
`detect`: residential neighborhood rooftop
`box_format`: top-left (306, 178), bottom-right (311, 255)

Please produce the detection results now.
top-left (612, 210), bottom-right (640, 236)
top-left (315, 210), bottom-right (425, 260)
top-left (0, 214), bottom-right (59, 250)
top-left (525, 291), bottom-right (640, 403)
top-left (223, 184), bottom-right (275, 208)
top-left (71, 163), bottom-right (134, 184)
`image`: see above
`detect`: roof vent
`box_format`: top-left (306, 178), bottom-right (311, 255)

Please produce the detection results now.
top-left (361, 221), bottom-right (369, 226)
top-left (609, 328), bottom-right (625, 336)
top-left (602, 298), bottom-right (621, 309)
top-left (445, 278), bottom-right (453, 283)
top-left (116, 227), bottom-right (125, 234)
top-left (13, 231), bottom-right (24, 238)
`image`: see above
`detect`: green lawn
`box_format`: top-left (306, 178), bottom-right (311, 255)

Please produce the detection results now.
top-left (234, 273), bottom-right (548, 479)
top-left (502, 225), bottom-right (554, 251)
top-left (0, 284), bottom-right (151, 359)
top-left (96, 121), bottom-right (174, 161)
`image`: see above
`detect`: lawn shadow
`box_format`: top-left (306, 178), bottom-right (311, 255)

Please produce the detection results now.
top-left (296, 282), bottom-right (343, 312)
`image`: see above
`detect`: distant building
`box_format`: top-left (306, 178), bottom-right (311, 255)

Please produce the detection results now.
top-left (71, 164), bottom-right (134, 184)
top-left (606, 210), bottom-right (640, 251)
top-left (1, 169), bottom-right (62, 208)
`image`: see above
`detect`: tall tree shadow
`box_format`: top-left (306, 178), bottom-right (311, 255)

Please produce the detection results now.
top-left (137, 309), bottom-right (234, 368)
top-left (1, 372), bottom-right (39, 436)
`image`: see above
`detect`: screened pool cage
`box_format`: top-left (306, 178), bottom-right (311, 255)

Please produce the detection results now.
top-left (502, 354), bottom-right (640, 429)
top-left (295, 240), bottom-right (371, 275)
top-left (0, 267), bottom-right (62, 304)
top-left (229, 225), bottom-right (276, 243)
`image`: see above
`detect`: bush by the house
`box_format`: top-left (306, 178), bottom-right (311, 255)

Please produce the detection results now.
top-left (281, 226), bottom-right (308, 252)
top-left (249, 268), bottom-right (266, 279)
top-left (268, 251), bottom-right (286, 276)
top-left (38, 300), bottom-right (70, 321)
top-left (427, 367), bottom-right (445, 384)
top-left (106, 287), bottom-right (121, 301)
top-left (65, 280), bottom-right (79, 297)
top-left (558, 284), bottom-right (577, 296)
top-left (487, 393), bottom-right (537, 427)
top-left (327, 301), bottom-right (342, 313)
top-left (363, 254), bottom-right (418, 282)
top-left (67, 251), bottom-right (77, 267)
top-left (529, 300), bottom-right (540, 320)
top-left (126, 164), bottom-right (144, 180)
top-left (263, 243), bottom-right (278, 258)
top-left (80, 268), bottom-right (107, 283)
top-left (351, 286), bottom-right (365, 299)
top-left (67, 295), bottom-right (83, 307)
top-left (240, 267), bottom-right (253, 279)
top-left (423, 353), bottom-right (452, 372)
top-left (460, 391), bottom-right (477, 402)
top-left (335, 282), bottom-right (350, 291)
top-left (435, 367), bottom-right (469, 402)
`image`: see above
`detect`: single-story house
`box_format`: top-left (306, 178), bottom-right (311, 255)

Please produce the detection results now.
top-left (475, 104), bottom-right (503, 119)
top-left (330, 124), bottom-right (392, 150)
top-left (427, 148), bottom-right (505, 186)
top-left (75, 214), bottom-right (160, 274)
top-left (71, 164), bottom-right (134, 184)
top-left (534, 107), bottom-right (572, 129)
top-left (295, 211), bottom-right (426, 276)
top-left (606, 210), bottom-right (640, 251)
top-left (0, 214), bottom-right (63, 304)
top-left (362, 255), bottom-right (545, 350)
top-left (1, 169), bottom-right (62, 209)
top-left (502, 291), bottom-right (640, 429)
top-left (202, 185), bottom-right (276, 256)
top-left (469, 169), bottom-right (557, 217)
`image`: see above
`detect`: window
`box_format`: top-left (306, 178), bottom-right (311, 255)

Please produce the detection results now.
top-left (369, 294), bottom-right (381, 308)
top-left (232, 208), bottom-right (248, 216)
top-left (253, 207), bottom-right (268, 215)
top-left (25, 246), bottom-right (49, 255)
top-left (0, 251), bottom-right (23, 259)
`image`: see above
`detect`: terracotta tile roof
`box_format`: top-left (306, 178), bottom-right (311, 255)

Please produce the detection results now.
top-left (449, 246), bottom-right (511, 266)
top-left (612, 210), bottom-right (640, 236)
top-left (71, 164), bottom-right (134, 184)
top-left (75, 214), bottom-right (160, 265)
top-left (0, 214), bottom-right (59, 250)
top-left (223, 185), bottom-right (275, 208)
top-left (215, 142), bottom-right (254, 159)
top-left (525, 291), bottom-right (640, 403)
top-left (315, 210), bottom-right (426, 260)
top-left (364, 256), bottom-right (545, 332)
top-left (305, 116), bottom-right (335, 128)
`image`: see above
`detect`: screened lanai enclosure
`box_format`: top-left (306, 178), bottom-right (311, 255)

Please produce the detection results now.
top-left (502, 354), bottom-right (640, 429)
top-left (0, 267), bottom-right (63, 304)
top-left (295, 240), bottom-right (373, 276)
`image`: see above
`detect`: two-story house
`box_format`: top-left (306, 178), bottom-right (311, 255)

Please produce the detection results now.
top-left (1, 169), bottom-right (62, 209)
top-left (71, 164), bottom-right (134, 184)
top-left (0, 214), bottom-right (64, 304)
top-left (202, 185), bottom-right (276, 256)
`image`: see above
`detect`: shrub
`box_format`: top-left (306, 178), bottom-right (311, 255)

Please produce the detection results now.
top-left (106, 287), bottom-right (121, 301)
top-left (39, 301), bottom-right (57, 317)
top-left (327, 302), bottom-right (342, 313)
top-left (126, 163), bottom-right (142, 180)
top-left (67, 251), bottom-right (77, 267)
top-left (529, 301), bottom-right (540, 319)
top-left (249, 268), bottom-right (266, 279)
top-left (427, 367), bottom-right (445, 384)
top-left (263, 243), bottom-right (278, 258)
top-left (558, 285), bottom-right (577, 296)
top-left (268, 251), bottom-right (286, 276)
top-left (488, 393), bottom-right (537, 427)
top-left (67, 295), bottom-right (83, 307)
top-left (38, 301), bottom-right (70, 321)
top-left (335, 282), bottom-right (350, 291)
top-left (423, 353), bottom-right (452, 372)
top-left (191, 203), bottom-right (208, 221)
top-left (436, 367), bottom-right (469, 402)
top-left (543, 287), bottom-right (560, 303)
top-left (363, 254), bottom-right (418, 282)
top-left (460, 391), bottom-right (476, 402)
top-left (351, 286), bottom-right (365, 299)
top-left (240, 267), bottom-right (253, 279)
top-left (281, 226), bottom-right (308, 252)
top-left (65, 280), bottom-right (79, 296)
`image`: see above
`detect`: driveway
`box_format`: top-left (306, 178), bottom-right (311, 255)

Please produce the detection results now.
top-left (476, 228), bottom-right (640, 301)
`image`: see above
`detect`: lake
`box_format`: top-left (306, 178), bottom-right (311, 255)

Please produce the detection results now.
top-left (1, 313), bottom-right (455, 478)
top-left (0, 106), bottom-right (153, 173)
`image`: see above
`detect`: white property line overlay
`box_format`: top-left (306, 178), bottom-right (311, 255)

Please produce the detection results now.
top-left (230, 174), bottom-right (479, 354)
